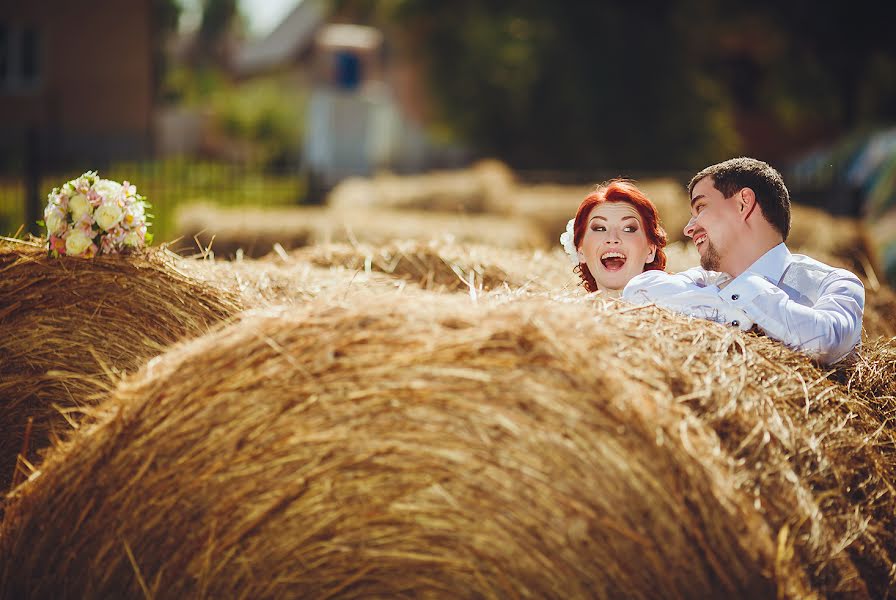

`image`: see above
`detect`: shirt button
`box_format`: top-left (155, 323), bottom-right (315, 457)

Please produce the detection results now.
top-left (731, 294), bottom-right (739, 300)
top-left (732, 320), bottom-right (739, 327)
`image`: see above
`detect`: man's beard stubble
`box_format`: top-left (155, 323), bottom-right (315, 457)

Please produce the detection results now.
top-left (700, 238), bottom-right (722, 272)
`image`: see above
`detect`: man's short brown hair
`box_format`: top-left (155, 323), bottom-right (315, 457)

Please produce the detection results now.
top-left (688, 157), bottom-right (791, 240)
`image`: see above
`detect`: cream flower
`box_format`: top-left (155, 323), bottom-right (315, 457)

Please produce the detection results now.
top-left (65, 228), bottom-right (95, 257)
top-left (122, 201), bottom-right (145, 227)
top-left (93, 179), bottom-right (123, 201)
top-left (94, 201), bottom-right (124, 231)
top-left (69, 193), bottom-right (91, 221)
top-left (123, 230), bottom-right (141, 247)
top-left (44, 205), bottom-right (68, 236)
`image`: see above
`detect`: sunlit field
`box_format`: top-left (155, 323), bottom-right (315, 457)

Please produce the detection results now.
top-left (2, 162), bottom-right (895, 598)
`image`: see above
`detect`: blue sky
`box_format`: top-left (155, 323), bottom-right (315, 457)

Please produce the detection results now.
top-left (180, 0), bottom-right (299, 38)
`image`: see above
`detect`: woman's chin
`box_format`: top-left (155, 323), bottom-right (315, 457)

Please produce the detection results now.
top-left (596, 287), bottom-right (623, 298)
top-left (594, 270), bottom-right (633, 294)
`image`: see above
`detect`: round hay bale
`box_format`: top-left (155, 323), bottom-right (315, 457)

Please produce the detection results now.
top-left (326, 159), bottom-right (516, 214)
top-left (293, 239), bottom-right (576, 293)
top-left (862, 283), bottom-right (896, 340)
top-left (0, 238), bottom-right (242, 487)
top-left (174, 202), bottom-right (322, 259)
top-left (308, 207), bottom-right (545, 250)
top-left (176, 250), bottom-right (423, 307)
top-left (4, 292), bottom-right (896, 597)
top-left (175, 204), bottom-right (546, 259)
top-left (836, 336), bottom-right (896, 400)
top-left (788, 204), bottom-right (879, 278)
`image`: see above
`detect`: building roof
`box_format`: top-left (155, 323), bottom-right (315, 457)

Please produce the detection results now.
top-left (234, 0), bottom-right (327, 76)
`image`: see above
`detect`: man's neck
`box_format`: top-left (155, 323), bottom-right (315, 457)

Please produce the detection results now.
top-left (721, 235), bottom-right (783, 278)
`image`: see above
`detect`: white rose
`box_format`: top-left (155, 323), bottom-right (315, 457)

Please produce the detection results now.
top-left (94, 201), bottom-right (124, 230)
top-left (122, 202), bottom-right (145, 227)
top-left (69, 193), bottom-right (91, 221)
top-left (65, 228), bottom-right (94, 256)
top-left (93, 179), bottom-right (123, 201)
top-left (44, 205), bottom-right (68, 235)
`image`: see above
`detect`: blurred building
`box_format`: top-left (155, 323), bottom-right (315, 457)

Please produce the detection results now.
top-left (0, 0), bottom-right (155, 164)
top-left (233, 0), bottom-right (465, 201)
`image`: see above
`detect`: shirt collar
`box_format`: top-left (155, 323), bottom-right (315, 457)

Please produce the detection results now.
top-left (747, 242), bottom-right (791, 283)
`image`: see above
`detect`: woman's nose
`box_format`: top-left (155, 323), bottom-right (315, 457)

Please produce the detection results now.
top-left (683, 215), bottom-right (697, 238)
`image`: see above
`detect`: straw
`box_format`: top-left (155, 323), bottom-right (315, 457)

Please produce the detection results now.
top-left (3, 290), bottom-right (894, 597)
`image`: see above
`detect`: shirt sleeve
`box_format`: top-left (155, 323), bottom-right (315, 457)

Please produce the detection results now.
top-left (719, 270), bottom-right (865, 365)
top-left (622, 270), bottom-right (754, 331)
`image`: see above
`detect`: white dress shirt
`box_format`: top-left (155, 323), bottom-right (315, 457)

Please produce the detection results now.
top-left (622, 243), bottom-right (865, 364)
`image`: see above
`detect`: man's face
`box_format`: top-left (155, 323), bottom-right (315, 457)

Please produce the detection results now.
top-left (684, 176), bottom-right (742, 273)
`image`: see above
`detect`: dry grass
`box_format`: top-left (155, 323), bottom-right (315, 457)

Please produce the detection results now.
top-left (292, 239), bottom-right (576, 294)
top-left (0, 238), bottom-right (243, 488)
top-left (175, 204), bottom-right (545, 259)
top-left (327, 159), bottom-right (517, 214)
top-left (2, 289), bottom-right (895, 598)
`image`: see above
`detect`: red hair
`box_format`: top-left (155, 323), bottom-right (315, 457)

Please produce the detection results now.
top-left (572, 179), bottom-right (667, 292)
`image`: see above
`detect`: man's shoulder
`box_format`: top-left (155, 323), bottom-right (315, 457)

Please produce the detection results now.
top-left (787, 253), bottom-right (864, 286)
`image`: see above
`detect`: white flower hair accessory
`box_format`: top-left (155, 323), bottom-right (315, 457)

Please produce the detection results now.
top-left (559, 218), bottom-right (579, 265)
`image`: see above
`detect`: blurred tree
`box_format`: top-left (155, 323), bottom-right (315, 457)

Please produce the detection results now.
top-left (757, 0), bottom-right (896, 129)
top-left (334, 0), bottom-right (895, 172)
top-left (152, 0), bottom-right (183, 101)
top-left (335, 0), bottom-right (739, 172)
top-left (196, 0), bottom-right (243, 68)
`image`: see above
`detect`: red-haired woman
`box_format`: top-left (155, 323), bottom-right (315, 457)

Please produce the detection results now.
top-left (560, 179), bottom-right (667, 295)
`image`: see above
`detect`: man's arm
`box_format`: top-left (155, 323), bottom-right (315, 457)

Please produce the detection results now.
top-left (622, 269), bottom-right (754, 331)
top-left (719, 270), bottom-right (865, 365)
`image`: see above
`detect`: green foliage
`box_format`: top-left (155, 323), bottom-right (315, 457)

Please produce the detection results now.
top-left (210, 77), bottom-right (307, 169)
top-left (336, 0), bottom-right (896, 171)
top-left (338, 1), bottom-right (739, 171)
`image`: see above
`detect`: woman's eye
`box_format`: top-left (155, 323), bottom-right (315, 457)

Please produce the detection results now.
top-left (591, 225), bottom-right (606, 232)
top-left (624, 226), bottom-right (637, 233)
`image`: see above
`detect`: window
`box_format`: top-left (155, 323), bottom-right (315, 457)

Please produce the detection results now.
top-left (0, 23), bottom-right (42, 93)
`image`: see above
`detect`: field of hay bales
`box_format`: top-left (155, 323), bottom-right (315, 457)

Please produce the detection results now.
top-left (1, 162), bottom-right (895, 598)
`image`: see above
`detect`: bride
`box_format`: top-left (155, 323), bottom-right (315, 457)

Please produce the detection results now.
top-left (561, 179), bottom-right (667, 296)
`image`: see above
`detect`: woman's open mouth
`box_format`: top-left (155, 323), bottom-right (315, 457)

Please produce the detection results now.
top-left (600, 251), bottom-right (627, 271)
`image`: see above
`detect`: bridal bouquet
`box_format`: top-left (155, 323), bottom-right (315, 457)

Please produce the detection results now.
top-left (42, 171), bottom-right (152, 258)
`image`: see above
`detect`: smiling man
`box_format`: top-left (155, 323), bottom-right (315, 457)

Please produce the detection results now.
top-left (622, 157), bottom-right (865, 365)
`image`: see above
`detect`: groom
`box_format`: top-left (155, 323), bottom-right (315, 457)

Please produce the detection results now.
top-left (622, 157), bottom-right (865, 365)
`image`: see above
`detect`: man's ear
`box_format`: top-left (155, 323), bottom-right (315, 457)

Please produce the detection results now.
top-left (739, 187), bottom-right (757, 220)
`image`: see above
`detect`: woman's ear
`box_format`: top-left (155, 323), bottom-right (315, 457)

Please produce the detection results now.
top-left (577, 248), bottom-right (585, 263)
top-left (645, 245), bottom-right (656, 264)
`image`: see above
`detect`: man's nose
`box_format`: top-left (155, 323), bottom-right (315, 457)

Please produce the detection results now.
top-left (683, 215), bottom-right (697, 238)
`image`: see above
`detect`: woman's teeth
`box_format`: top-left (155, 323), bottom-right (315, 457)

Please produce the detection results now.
top-left (600, 252), bottom-right (626, 271)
